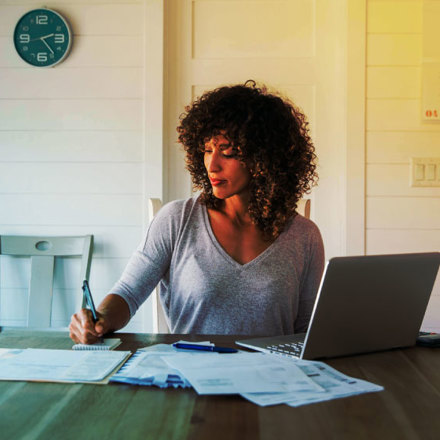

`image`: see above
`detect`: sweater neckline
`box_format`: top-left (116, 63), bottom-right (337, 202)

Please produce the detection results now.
top-left (200, 202), bottom-right (287, 270)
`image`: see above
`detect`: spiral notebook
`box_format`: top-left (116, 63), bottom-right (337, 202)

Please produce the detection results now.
top-left (72, 338), bottom-right (121, 351)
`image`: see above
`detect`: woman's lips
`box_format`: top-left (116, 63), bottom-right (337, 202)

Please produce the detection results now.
top-left (209, 178), bottom-right (226, 186)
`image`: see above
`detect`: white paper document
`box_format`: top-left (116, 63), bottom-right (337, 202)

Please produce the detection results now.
top-left (110, 342), bottom-right (216, 388)
top-left (0, 348), bottom-right (130, 384)
top-left (111, 344), bottom-right (192, 388)
top-left (241, 360), bottom-right (384, 407)
top-left (163, 351), bottom-right (323, 395)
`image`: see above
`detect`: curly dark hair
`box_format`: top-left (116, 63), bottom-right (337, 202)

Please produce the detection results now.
top-left (177, 80), bottom-right (318, 239)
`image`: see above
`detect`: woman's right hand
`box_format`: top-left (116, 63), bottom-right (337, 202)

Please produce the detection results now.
top-left (69, 294), bottom-right (130, 345)
top-left (69, 308), bottom-right (110, 345)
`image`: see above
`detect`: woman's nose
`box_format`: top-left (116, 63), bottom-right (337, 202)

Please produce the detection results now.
top-left (206, 150), bottom-right (221, 172)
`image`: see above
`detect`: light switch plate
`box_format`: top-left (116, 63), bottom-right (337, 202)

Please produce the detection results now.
top-left (411, 158), bottom-right (440, 187)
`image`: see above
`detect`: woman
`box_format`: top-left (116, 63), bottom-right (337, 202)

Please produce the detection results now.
top-left (69, 81), bottom-right (324, 344)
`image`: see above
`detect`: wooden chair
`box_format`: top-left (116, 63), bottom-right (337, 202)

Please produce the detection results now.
top-left (148, 198), bottom-right (170, 333)
top-left (297, 198), bottom-right (311, 219)
top-left (0, 235), bottom-right (93, 327)
top-left (147, 197), bottom-right (310, 333)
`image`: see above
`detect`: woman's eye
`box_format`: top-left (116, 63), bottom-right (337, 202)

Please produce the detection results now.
top-left (202, 145), bottom-right (237, 157)
top-left (223, 152), bottom-right (239, 158)
top-left (221, 148), bottom-right (236, 157)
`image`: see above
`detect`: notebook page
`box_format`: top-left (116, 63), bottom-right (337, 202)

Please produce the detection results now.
top-left (72, 338), bottom-right (121, 351)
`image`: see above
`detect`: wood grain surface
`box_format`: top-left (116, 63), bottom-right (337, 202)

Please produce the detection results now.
top-left (0, 328), bottom-right (439, 440)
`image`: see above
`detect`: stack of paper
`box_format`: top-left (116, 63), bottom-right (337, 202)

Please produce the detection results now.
top-left (110, 342), bottom-right (384, 406)
top-left (110, 344), bottom-right (191, 388)
top-left (241, 360), bottom-right (384, 407)
top-left (164, 351), bottom-right (322, 395)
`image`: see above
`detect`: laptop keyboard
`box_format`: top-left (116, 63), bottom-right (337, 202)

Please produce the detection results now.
top-left (266, 341), bottom-right (304, 358)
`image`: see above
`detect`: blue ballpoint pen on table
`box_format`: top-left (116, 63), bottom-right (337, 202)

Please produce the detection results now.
top-left (173, 343), bottom-right (238, 353)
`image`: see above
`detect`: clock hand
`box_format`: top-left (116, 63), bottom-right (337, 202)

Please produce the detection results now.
top-left (40, 33), bottom-right (55, 40)
top-left (29, 34), bottom-right (55, 43)
top-left (40, 37), bottom-right (54, 54)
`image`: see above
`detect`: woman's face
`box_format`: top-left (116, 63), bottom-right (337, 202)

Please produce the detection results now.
top-left (203, 134), bottom-right (251, 200)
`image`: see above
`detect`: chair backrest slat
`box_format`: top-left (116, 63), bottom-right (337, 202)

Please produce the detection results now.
top-left (28, 255), bottom-right (55, 327)
top-left (297, 199), bottom-right (311, 219)
top-left (148, 198), bottom-right (170, 334)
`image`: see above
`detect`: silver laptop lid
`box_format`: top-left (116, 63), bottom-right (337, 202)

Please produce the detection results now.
top-left (236, 253), bottom-right (440, 360)
top-left (301, 252), bottom-right (440, 359)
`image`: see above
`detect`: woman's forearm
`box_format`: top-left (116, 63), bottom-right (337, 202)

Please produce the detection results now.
top-left (97, 294), bottom-right (131, 333)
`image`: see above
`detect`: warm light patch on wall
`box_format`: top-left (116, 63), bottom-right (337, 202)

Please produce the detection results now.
top-left (422, 1), bottom-right (440, 121)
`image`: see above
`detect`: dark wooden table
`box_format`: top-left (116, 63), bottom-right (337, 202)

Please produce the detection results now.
top-left (0, 328), bottom-right (439, 440)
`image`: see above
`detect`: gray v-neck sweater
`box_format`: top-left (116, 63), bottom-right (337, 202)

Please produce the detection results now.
top-left (111, 196), bottom-right (324, 336)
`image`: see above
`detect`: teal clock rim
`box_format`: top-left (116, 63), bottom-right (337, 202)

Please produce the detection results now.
top-left (13, 8), bottom-right (73, 68)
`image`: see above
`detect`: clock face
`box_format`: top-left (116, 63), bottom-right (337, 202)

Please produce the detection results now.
top-left (13, 9), bottom-right (72, 67)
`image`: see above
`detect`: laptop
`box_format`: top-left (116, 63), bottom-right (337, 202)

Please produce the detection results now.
top-left (236, 252), bottom-right (440, 360)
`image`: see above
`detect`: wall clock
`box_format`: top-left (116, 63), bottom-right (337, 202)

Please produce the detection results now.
top-left (13, 8), bottom-right (72, 67)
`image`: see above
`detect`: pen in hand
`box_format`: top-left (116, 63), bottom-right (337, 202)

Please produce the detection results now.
top-left (82, 280), bottom-right (98, 323)
top-left (173, 343), bottom-right (238, 353)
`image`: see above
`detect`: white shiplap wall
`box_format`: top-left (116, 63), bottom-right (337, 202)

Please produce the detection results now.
top-left (366, 0), bottom-right (440, 331)
top-left (0, 1), bottom-right (153, 331)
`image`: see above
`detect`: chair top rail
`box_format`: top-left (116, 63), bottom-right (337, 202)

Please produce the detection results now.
top-left (0, 235), bottom-right (93, 257)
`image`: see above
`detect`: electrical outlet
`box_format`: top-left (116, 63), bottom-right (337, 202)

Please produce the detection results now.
top-left (411, 158), bottom-right (440, 187)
